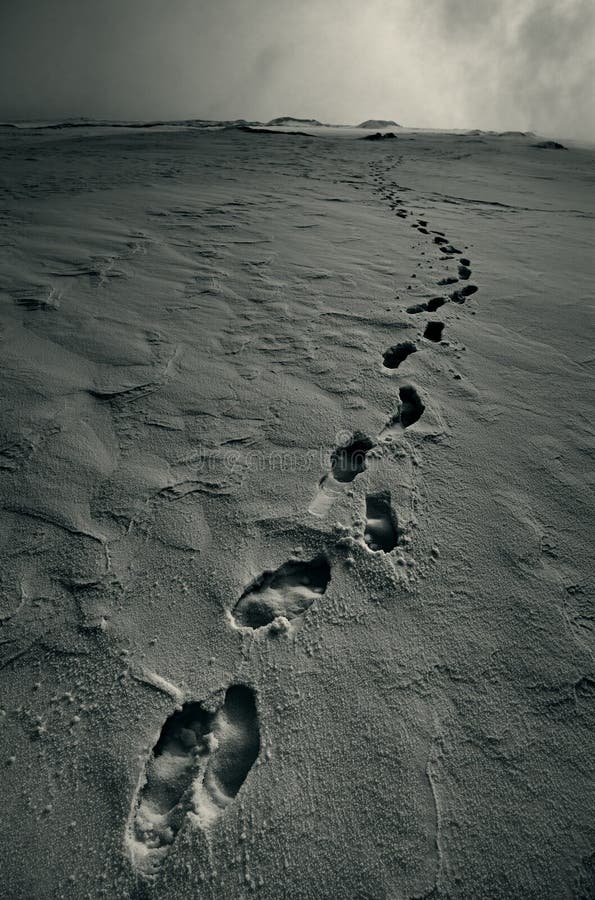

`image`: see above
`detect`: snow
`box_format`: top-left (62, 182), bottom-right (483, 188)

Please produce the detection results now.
top-left (0, 121), bottom-right (593, 899)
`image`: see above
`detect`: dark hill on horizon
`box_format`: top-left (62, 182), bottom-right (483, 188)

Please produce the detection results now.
top-left (358, 118), bottom-right (401, 128)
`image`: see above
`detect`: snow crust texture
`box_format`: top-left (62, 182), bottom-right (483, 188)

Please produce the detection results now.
top-left (0, 121), bottom-right (593, 899)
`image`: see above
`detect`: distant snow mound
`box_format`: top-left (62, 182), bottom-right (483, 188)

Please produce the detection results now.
top-left (533, 140), bottom-right (567, 150)
top-left (358, 119), bottom-right (400, 129)
top-left (267, 116), bottom-right (324, 127)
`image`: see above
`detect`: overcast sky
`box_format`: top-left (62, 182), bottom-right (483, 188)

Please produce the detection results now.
top-left (1, 0), bottom-right (593, 139)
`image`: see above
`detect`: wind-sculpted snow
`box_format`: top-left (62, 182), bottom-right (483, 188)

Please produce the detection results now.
top-left (0, 121), bottom-right (592, 900)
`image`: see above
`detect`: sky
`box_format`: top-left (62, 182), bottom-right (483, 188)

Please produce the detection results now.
top-left (1, 0), bottom-right (594, 139)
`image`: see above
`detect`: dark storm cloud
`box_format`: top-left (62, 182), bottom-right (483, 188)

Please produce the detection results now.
top-left (0, 0), bottom-right (593, 139)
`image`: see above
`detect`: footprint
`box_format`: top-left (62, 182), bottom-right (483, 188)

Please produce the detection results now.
top-left (233, 555), bottom-right (331, 629)
top-left (460, 284), bottom-right (478, 297)
top-left (364, 491), bottom-right (399, 552)
top-left (459, 257), bottom-right (471, 266)
top-left (458, 264), bottom-right (471, 280)
top-left (309, 432), bottom-right (376, 516)
top-left (331, 431), bottom-right (376, 483)
top-left (128, 702), bottom-right (211, 875)
top-left (382, 385), bottom-right (426, 436)
top-left (127, 686), bottom-right (260, 876)
top-left (439, 244), bottom-right (462, 255)
top-left (427, 296), bottom-right (446, 312)
top-left (433, 236), bottom-right (448, 245)
top-left (406, 303), bottom-right (428, 314)
top-left (398, 385), bottom-right (425, 427)
top-left (437, 276), bottom-right (458, 286)
top-left (382, 341), bottom-right (417, 369)
top-left (424, 321), bottom-right (444, 342)
top-left (450, 284), bottom-right (478, 304)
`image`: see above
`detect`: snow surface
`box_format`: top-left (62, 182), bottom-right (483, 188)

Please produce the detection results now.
top-left (0, 122), bottom-right (593, 899)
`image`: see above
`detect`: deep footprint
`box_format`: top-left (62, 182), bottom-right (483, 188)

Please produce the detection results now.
top-left (127, 686), bottom-right (260, 876)
top-left (427, 296), bottom-right (446, 312)
top-left (331, 431), bottom-right (376, 483)
top-left (233, 554), bottom-right (331, 629)
top-left (398, 385), bottom-right (425, 427)
top-left (450, 284), bottom-right (478, 303)
top-left (460, 283), bottom-right (478, 297)
top-left (383, 341), bottom-right (417, 369)
top-left (424, 321), bottom-right (445, 342)
top-left (382, 386), bottom-right (426, 434)
top-left (365, 491), bottom-right (399, 552)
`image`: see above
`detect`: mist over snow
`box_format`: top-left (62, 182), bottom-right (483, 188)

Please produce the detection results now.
top-left (0, 0), bottom-right (593, 140)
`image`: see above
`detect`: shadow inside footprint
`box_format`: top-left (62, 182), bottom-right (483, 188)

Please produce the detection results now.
top-left (427, 296), bottom-right (446, 312)
top-left (381, 385), bottom-right (425, 436)
top-left (398, 385), bottom-right (425, 428)
top-left (233, 554), bottom-right (331, 629)
top-left (424, 321), bottom-right (444, 342)
top-left (460, 284), bottom-right (478, 297)
top-left (331, 431), bottom-right (376, 483)
top-left (451, 284), bottom-right (478, 303)
top-left (365, 491), bottom-right (399, 552)
top-left (383, 341), bottom-right (417, 369)
top-left (127, 685), bottom-right (260, 876)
